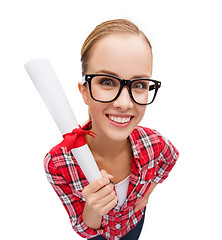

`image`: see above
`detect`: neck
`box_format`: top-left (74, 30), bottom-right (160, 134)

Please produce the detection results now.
top-left (85, 132), bottom-right (130, 161)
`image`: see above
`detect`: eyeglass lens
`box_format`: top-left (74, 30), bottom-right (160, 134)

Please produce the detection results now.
top-left (90, 75), bottom-right (156, 104)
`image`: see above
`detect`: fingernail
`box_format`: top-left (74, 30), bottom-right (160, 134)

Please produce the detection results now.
top-left (110, 180), bottom-right (114, 185)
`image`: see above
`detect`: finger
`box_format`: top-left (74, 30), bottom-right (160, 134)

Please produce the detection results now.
top-left (135, 202), bottom-right (140, 212)
top-left (135, 203), bottom-right (143, 212)
top-left (135, 198), bottom-right (148, 212)
top-left (101, 170), bottom-right (114, 185)
top-left (84, 176), bottom-right (110, 194)
top-left (98, 190), bottom-right (116, 206)
top-left (135, 203), bottom-right (141, 212)
top-left (96, 184), bottom-right (115, 201)
top-left (99, 195), bottom-right (118, 216)
top-left (135, 199), bottom-right (145, 212)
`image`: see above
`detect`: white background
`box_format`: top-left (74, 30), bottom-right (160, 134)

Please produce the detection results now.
top-left (1, 0), bottom-right (221, 239)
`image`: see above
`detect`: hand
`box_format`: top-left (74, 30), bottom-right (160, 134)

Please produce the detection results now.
top-left (82, 170), bottom-right (118, 217)
top-left (134, 181), bottom-right (158, 212)
top-left (134, 192), bottom-right (150, 212)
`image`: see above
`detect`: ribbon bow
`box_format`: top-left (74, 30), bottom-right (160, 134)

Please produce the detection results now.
top-left (57, 125), bottom-right (96, 152)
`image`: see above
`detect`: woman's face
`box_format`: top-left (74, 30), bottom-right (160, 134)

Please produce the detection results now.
top-left (80, 33), bottom-right (153, 142)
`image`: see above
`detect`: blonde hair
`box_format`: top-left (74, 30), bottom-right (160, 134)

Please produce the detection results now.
top-left (81, 19), bottom-right (152, 76)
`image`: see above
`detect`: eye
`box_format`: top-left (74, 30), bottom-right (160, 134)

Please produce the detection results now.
top-left (135, 83), bottom-right (144, 89)
top-left (100, 78), bottom-right (116, 87)
top-left (132, 81), bottom-right (149, 90)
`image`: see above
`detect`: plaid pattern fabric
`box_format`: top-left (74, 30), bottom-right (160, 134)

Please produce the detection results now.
top-left (44, 122), bottom-right (179, 240)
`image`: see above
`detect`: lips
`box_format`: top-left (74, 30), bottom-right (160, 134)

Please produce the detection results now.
top-left (106, 114), bottom-right (133, 124)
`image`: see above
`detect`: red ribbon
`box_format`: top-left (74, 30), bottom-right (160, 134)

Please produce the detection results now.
top-left (57, 125), bottom-right (96, 152)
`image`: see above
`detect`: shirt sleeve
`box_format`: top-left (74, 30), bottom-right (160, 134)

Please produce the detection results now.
top-left (152, 130), bottom-right (179, 184)
top-left (44, 152), bottom-right (105, 239)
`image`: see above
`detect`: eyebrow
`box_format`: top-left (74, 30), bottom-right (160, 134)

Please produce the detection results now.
top-left (96, 70), bottom-right (150, 79)
top-left (96, 70), bottom-right (119, 76)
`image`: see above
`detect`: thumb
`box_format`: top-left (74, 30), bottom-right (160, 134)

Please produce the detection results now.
top-left (100, 169), bottom-right (114, 181)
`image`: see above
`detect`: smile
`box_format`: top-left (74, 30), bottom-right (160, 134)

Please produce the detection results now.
top-left (107, 114), bottom-right (132, 124)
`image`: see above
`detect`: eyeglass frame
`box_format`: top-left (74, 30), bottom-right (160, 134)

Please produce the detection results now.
top-left (82, 73), bottom-right (161, 105)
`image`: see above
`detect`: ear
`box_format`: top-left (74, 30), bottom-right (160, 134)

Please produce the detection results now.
top-left (78, 82), bottom-right (89, 105)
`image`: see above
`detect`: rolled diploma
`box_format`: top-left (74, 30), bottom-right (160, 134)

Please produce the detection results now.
top-left (24, 58), bottom-right (101, 182)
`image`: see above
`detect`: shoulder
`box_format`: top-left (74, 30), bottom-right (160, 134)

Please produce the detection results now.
top-left (44, 146), bottom-right (70, 171)
top-left (130, 126), bottom-right (179, 159)
top-left (129, 126), bottom-right (162, 160)
top-left (44, 145), bottom-right (87, 187)
top-left (130, 125), bottom-right (162, 147)
top-left (44, 145), bottom-right (78, 174)
top-left (132, 126), bottom-right (176, 146)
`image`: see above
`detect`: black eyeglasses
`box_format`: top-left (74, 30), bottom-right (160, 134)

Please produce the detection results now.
top-left (82, 74), bottom-right (161, 105)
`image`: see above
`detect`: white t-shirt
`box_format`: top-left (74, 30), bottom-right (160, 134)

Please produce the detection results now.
top-left (114, 175), bottom-right (130, 207)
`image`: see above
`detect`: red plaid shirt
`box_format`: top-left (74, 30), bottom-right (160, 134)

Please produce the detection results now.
top-left (44, 122), bottom-right (179, 240)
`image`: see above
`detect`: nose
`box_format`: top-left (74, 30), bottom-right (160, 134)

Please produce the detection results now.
top-left (113, 87), bottom-right (134, 110)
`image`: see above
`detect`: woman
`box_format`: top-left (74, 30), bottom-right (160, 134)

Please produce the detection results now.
top-left (44, 19), bottom-right (179, 240)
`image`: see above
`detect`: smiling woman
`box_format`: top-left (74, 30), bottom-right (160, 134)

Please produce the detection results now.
top-left (44, 19), bottom-right (179, 240)
top-left (79, 34), bottom-right (149, 142)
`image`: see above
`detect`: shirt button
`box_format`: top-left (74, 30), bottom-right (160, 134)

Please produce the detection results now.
top-left (116, 223), bottom-right (121, 229)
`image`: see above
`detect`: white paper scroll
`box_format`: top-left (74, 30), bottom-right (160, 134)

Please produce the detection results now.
top-left (24, 58), bottom-right (101, 182)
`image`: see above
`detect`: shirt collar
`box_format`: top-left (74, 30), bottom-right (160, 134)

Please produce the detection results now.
top-left (128, 127), bottom-right (147, 171)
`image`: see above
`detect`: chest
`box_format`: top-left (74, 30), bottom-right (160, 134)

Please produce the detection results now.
top-left (96, 151), bottom-right (132, 185)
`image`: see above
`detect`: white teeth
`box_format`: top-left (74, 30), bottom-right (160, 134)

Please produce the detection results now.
top-left (108, 115), bottom-right (131, 124)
